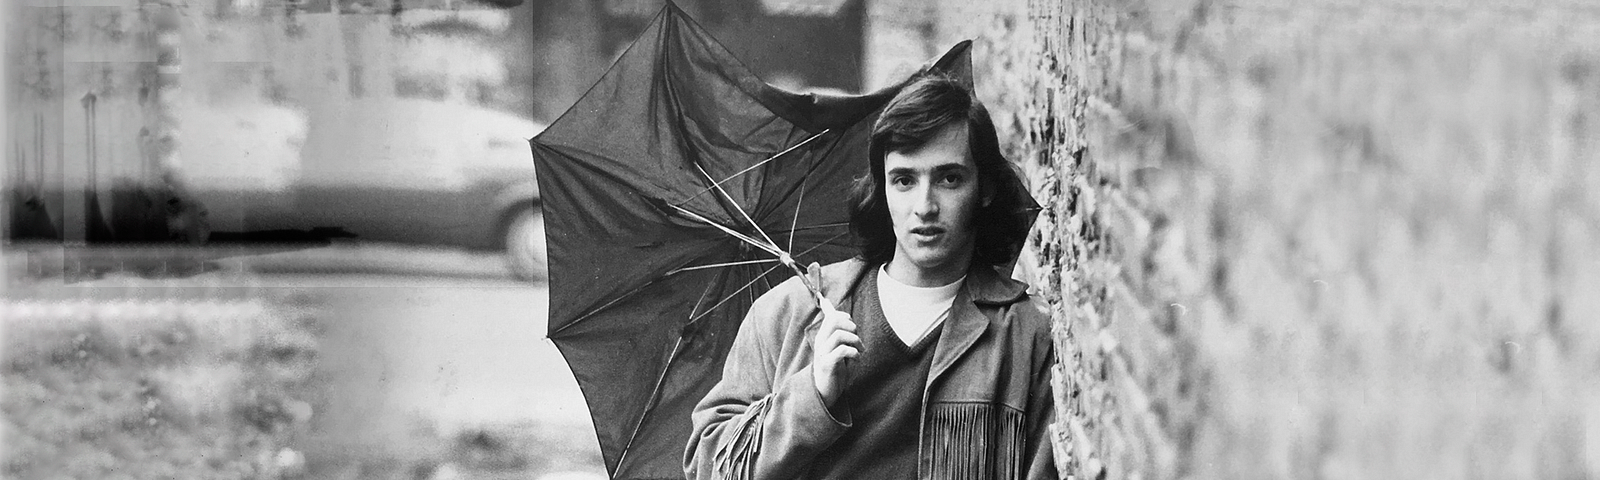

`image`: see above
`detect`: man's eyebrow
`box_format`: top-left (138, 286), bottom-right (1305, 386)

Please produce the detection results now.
top-left (887, 164), bottom-right (972, 176)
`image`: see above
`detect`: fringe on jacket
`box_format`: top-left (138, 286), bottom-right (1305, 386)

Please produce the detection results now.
top-left (927, 403), bottom-right (1029, 480)
top-left (713, 395), bottom-right (772, 480)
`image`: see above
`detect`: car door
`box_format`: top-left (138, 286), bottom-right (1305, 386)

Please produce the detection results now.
top-left (294, 99), bottom-right (480, 246)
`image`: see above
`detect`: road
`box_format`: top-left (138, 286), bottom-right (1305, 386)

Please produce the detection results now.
top-left (281, 274), bottom-right (589, 433)
top-left (226, 245), bottom-right (603, 477)
top-left (231, 245), bottom-right (608, 477)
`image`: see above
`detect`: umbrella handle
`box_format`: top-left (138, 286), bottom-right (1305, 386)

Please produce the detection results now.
top-left (806, 280), bottom-right (844, 339)
top-left (816, 295), bottom-right (839, 317)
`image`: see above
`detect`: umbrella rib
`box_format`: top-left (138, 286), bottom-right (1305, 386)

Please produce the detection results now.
top-left (690, 160), bottom-right (780, 250)
top-left (672, 129), bottom-right (830, 208)
top-left (668, 258), bottom-right (778, 276)
top-left (745, 126), bottom-right (851, 225)
top-left (687, 262), bottom-right (785, 324)
top-left (615, 334), bottom-right (684, 473)
top-left (661, 202), bottom-right (784, 258)
top-left (757, 267), bottom-right (775, 302)
top-left (685, 230), bottom-right (847, 325)
top-left (758, 128), bottom-right (848, 222)
top-left (715, 128), bottom-right (829, 187)
top-left (771, 221), bottom-right (850, 235)
top-left (787, 230), bottom-right (851, 313)
top-left (789, 173), bottom-right (807, 252)
top-left (550, 276), bottom-right (666, 337)
top-left (686, 265), bottom-right (729, 321)
top-left (797, 230), bottom-right (850, 257)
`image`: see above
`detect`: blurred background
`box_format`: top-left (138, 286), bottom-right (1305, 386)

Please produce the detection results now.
top-left (1, 0), bottom-right (955, 478)
top-left (4, 0), bottom-right (1599, 479)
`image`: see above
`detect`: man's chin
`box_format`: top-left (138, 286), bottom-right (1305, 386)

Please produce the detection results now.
top-left (899, 248), bottom-right (958, 271)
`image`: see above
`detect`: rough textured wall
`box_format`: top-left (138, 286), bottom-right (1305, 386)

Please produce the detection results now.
top-left (1015, 0), bottom-right (1600, 478)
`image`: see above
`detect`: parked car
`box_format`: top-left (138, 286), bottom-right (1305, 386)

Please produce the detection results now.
top-left (191, 99), bottom-right (549, 280)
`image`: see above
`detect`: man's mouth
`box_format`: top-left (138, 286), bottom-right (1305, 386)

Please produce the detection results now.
top-left (909, 226), bottom-right (946, 238)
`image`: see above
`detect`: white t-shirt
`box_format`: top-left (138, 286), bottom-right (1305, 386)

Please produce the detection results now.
top-left (875, 265), bottom-right (965, 346)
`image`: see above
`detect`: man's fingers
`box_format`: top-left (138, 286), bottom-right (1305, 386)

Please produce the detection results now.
top-left (828, 330), bottom-right (861, 349)
top-left (817, 296), bottom-right (840, 315)
top-left (823, 314), bottom-right (857, 334)
top-left (819, 305), bottom-right (854, 328)
top-left (814, 331), bottom-right (861, 356)
top-left (812, 302), bottom-right (861, 370)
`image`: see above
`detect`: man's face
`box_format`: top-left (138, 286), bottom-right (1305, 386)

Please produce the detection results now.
top-left (883, 122), bottom-right (982, 285)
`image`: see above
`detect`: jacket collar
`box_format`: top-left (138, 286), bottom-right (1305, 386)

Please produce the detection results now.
top-left (814, 257), bottom-right (1030, 384)
top-left (815, 257), bottom-right (1029, 307)
top-left (960, 259), bottom-right (1029, 306)
top-left (932, 260), bottom-right (1027, 381)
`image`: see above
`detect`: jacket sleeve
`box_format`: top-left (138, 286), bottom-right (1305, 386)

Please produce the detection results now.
top-left (1024, 303), bottom-right (1061, 480)
top-left (684, 281), bottom-right (852, 480)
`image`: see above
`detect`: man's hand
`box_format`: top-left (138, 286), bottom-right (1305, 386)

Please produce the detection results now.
top-left (811, 298), bottom-right (860, 407)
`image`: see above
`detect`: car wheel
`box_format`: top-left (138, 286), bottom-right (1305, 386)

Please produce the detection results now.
top-left (504, 206), bottom-right (547, 281)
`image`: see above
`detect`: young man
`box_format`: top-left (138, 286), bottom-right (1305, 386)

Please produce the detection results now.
top-left (685, 74), bottom-right (1057, 480)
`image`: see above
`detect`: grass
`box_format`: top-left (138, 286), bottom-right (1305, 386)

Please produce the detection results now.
top-left (2, 279), bottom-right (324, 479)
top-left (2, 254), bottom-right (599, 480)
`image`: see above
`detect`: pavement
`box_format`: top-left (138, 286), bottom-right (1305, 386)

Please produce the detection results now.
top-left (2, 240), bottom-right (518, 285)
top-left (289, 272), bottom-right (593, 434)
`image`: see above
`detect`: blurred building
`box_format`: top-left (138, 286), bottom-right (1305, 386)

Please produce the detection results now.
top-left (5, 0), bottom-right (883, 247)
top-left (4, 0), bottom-right (542, 245)
top-left (510, 0), bottom-right (866, 123)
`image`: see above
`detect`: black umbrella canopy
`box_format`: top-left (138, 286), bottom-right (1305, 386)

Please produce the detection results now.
top-left (530, 3), bottom-right (972, 477)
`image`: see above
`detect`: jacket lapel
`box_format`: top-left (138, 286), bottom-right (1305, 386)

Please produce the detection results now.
top-left (927, 286), bottom-right (987, 385)
top-left (813, 259), bottom-right (1028, 385)
top-left (926, 264), bottom-right (1026, 383)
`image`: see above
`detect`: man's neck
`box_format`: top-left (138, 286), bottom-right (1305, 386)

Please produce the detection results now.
top-left (884, 253), bottom-right (971, 288)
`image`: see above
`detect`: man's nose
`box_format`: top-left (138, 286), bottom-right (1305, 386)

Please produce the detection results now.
top-left (912, 183), bottom-right (939, 218)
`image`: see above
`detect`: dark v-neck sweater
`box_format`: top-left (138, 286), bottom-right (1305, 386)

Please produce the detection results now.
top-left (805, 270), bottom-right (944, 479)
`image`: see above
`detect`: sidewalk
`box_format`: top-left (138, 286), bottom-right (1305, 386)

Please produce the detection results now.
top-left (4, 241), bottom-right (311, 290)
top-left (4, 240), bottom-right (524, 293)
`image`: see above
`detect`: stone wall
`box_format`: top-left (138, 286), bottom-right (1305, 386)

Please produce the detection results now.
top-left (1011, 0), bottom-right (1600, 478)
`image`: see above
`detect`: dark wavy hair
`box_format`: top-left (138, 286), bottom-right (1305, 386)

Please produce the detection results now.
top-left (847, 73), bottom-right (1033, 269)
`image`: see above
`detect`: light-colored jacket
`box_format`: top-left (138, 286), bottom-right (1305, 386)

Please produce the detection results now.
top-left (685, 258), bottom-right (1059, 480)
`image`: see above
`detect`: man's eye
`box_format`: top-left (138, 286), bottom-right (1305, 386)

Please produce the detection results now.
top-left (939, 174), bottom-right (964, 185)
top-left (890, 176), bottom-right (914, 187)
